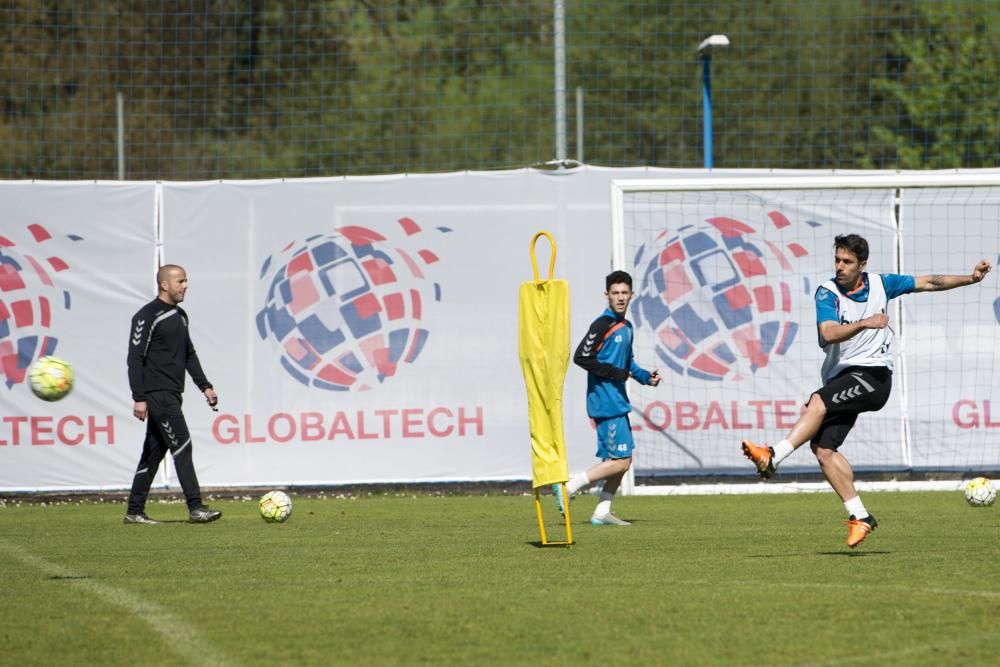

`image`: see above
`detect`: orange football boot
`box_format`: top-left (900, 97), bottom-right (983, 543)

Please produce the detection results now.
top-left (845, 514), bottom-right (878, 548)
top-left (741, 440), bottom-right (775, 479)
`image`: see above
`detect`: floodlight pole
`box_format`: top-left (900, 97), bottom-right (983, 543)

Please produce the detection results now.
top-left (701, 56), bottom-right (714, 169)
top-left (698, 35), bottom-right (729, 169)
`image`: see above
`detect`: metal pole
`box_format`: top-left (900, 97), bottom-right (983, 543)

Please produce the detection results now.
top-left (576, 86), bottom-right (584, 164)
top-left (701, 56), bottom-right (712, 169)
top-left (553, 0), bottom-right (567, 165)
top-left (116, 92), bottom-right (126, 180)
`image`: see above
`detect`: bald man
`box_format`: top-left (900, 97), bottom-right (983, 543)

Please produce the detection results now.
top-left (124, 264), bottom-right (221, 524)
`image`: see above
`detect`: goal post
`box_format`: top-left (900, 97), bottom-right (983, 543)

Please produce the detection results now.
top-left (610, 173), bottom-right (1000, 494)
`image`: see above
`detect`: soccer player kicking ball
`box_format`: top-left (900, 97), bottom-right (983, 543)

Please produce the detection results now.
top-left (557, 270), bottom-right (660, 526)
top-left (741, 234), bottom-right (992, 547)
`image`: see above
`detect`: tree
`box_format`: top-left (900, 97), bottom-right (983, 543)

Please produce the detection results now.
top-left (859, 2), bottom-right (1000, 169)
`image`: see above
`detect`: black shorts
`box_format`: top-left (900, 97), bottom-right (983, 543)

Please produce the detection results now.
top-left (811, 366), bottom-right (892, 450)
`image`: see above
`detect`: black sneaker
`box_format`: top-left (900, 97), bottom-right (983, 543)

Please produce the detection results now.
top-left (188, 506), bottom-right (222, 523)
top-left (123, 512), bottom-right (161, 525)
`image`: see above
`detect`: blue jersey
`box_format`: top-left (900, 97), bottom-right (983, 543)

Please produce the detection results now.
top-left (573, 308), bottom-right (653, 418)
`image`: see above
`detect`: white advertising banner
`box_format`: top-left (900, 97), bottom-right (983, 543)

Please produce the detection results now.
top-left (3, 171), bottom-right (997, 491)
top-left (160, 171), bottom-right (631, 486)
top-left (0, 182), bottom-right (157, 490)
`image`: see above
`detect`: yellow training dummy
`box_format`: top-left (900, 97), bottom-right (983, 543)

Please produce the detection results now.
top-left (518, 231), bottom-right (570, 489)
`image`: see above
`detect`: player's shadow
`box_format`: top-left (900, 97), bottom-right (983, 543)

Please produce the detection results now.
top-left (747, 550), bottom-right (891, 558)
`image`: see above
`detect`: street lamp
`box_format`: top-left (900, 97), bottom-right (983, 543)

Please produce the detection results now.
top-left (698, 34), bottom-right (729, 169)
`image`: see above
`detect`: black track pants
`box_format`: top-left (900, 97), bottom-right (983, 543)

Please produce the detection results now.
top-left (126, 391), bottom-right (203, 513)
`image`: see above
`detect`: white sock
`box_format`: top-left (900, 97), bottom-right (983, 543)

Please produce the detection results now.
top-left (593, 490), bottom-right (614, 517)
top-left (566, 472), bottom-right (591, 495)
top-left (772, 439), bottom-right (795, 465)
top-left (844, 496), bottom-right (869, 519)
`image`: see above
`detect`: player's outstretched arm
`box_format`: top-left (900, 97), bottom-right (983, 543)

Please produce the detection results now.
top-left (913, 259), bottom-right (992, 292)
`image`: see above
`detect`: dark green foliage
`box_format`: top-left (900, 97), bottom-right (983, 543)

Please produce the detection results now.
top-left (1, 1), bottom-right (998, 178)
top-left (862, 2), bottom-right (1000, 168)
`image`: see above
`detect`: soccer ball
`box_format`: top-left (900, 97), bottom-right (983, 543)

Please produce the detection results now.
top-left (28, 356), bottom-right (74, 401)
top-left (259, 490), bottom-right (293, 523)
top-left (964, 477), bottom-right (996, 507)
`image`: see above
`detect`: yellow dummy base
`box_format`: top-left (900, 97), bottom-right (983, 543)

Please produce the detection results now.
top-left (534, 483), bottom-right (573, 546)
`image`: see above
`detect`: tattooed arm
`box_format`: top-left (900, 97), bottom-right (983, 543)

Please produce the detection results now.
top-left (913, 260), bottom-right (992, 292)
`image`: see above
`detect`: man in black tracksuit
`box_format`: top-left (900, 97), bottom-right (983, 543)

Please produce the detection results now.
top-left (124, 264), bottom-right (222, 524)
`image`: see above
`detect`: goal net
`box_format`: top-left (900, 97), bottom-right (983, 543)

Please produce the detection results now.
top-left (611, 174), bottom-right (1000, 481)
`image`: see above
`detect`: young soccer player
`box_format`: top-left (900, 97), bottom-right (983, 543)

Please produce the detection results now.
top-left (741, 234), bottom-right (992, 547)
top-left (558, 270), bottom-right (660, 525)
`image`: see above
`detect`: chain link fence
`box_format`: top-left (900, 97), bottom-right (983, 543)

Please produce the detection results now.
top-left (2, 0), bottom-right (998, 180)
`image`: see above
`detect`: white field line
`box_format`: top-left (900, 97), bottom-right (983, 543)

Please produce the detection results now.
top-left (0, 539), bottom-right (230, 667)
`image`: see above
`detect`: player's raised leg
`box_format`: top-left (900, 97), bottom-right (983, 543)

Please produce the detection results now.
top-left (741, 394), bottom-right (827, 479)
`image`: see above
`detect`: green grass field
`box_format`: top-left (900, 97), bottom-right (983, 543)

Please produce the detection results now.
top-left (2, 490), bottom-right (998, 666)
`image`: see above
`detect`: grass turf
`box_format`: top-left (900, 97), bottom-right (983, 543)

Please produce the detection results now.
top-left (2, 491), bottom-right (998, 666)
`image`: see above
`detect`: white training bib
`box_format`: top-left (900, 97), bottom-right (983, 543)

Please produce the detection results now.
top-left (819, 274), bottom-right (893, 382)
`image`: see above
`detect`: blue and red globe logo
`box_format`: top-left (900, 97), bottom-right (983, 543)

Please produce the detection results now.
top-left (0, 224), bottom-right (80, 389)
top-left (632, 213), bottom-right (815, 381)
top-left (256, 217), bottom-right (449, 391)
